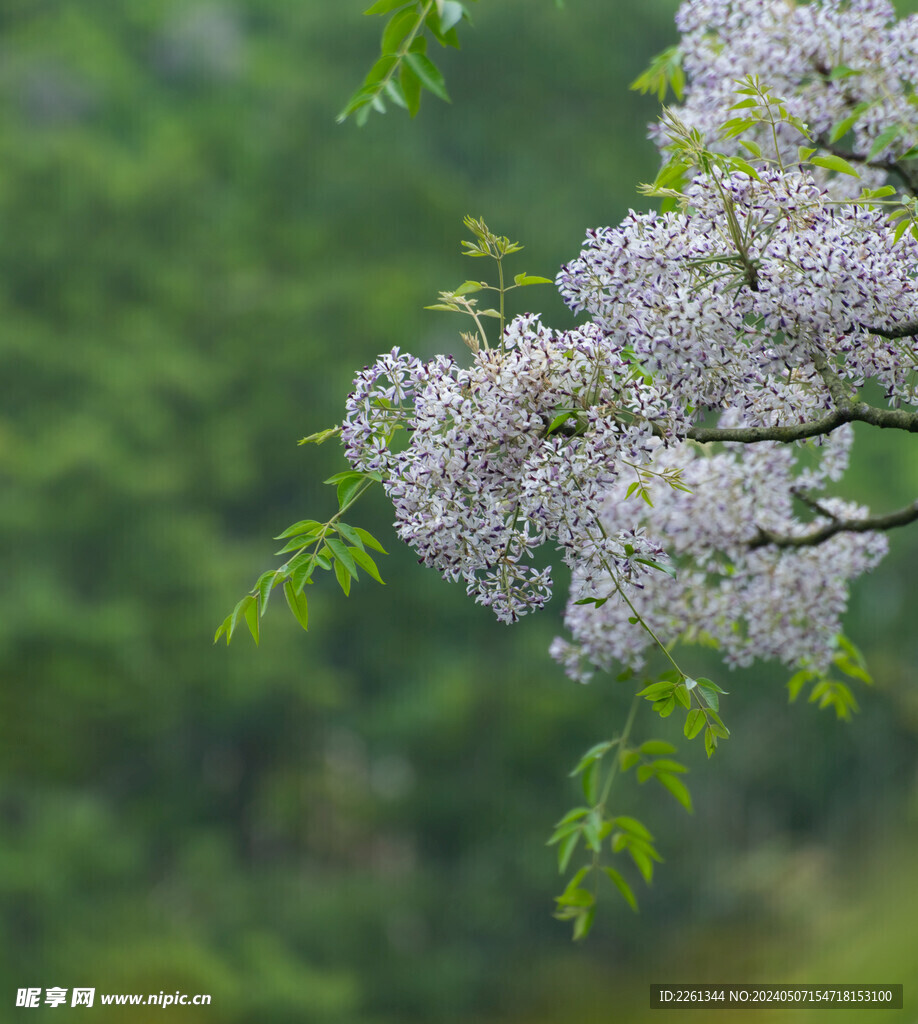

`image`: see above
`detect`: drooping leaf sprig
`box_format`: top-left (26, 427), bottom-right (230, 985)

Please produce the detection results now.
top-left (215, 465), bottom-right (387, 645)
top-left (338, 0), bottom-right (475, 125)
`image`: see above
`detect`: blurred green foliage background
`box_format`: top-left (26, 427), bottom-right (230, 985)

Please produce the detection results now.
top-left (0, 1), bottom-right (916, 1021)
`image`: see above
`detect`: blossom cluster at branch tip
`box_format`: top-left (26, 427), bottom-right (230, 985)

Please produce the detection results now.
top-left (669, 0), bottom-right (918, 193)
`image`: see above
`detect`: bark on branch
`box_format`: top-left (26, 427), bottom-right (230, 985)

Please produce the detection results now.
top-left (686, 402), bottom-right (918, 444)
top-left (750, 499), bottom-right (918, 549)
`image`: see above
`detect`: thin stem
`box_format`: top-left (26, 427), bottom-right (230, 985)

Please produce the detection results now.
top-left (567, 478), bottom-right (689, 682)
top-left (598, 695), bottom-right (642, 808)
top-left (497, 256), bottom-right (505, 340)
top-left (591, 694), bottom-right (642, 899)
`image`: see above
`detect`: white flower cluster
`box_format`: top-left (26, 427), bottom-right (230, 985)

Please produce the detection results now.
top-left (669, 0), bottom-right (918, 187)
top-left (551, 431), bottom-right (887, 682)
top-left (558, 167), bottom-right (918, 409)
top-left (343, 318), bottom-right (673, 623)
top-left (339, 0), bottom-right (917, 682)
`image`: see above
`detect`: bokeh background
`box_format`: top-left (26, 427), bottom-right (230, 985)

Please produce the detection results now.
top-left (1, 1), bottom-right (917, 1021)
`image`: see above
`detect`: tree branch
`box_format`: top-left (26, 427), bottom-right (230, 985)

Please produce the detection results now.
top-left (863, 320), bottom-right (918, 340)
top-left (686, 402), bottom-right (918, 444)
top-left (750, 499), bottom-right (918, 549)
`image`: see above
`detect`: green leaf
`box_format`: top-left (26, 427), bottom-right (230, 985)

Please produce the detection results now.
top-left (684, 708), bottom-right (705, 739)
top-left (569, 740), bottom-right (613, 776)
top-left (634, 556), bottom-right (676, 578)
top-left (400, 61), bottom-right (422, 116)
top-left (559, 866), bottom-right (591, 895)
top-left (695, 676), bottom-right (727, 694)
top-left (696, 682), bottom-right (720, 712)
top-left (326, 538), bottom-right (359, 579)
top-left (833, 654), bottom-right (871, 684)
top-left (283, 581), bottom-right (309, 631)
top-left (255, 570), bottom-right (277, 616)
top-left (673, 684), bottom-right (691, 710)
top-left (861, 184), bottom-right (897, 198)
top-left (546, 820), bottom-right (583, 846)
top-left (613, 816), bottom-right (653, 841)
top-left (625, 835), bottom-right (663, 862)
top-left (619, 750), bottom-right (641, 772)
top-left (364, 54), bottom-right (398, 87)
top-left (290, 554), bottom-right (318, 593)
top-left (557, 831), bottom-right (580, 873)
top-left (728, 157), bottom-right (760, 180)
top-left (403, 52), bottom-right (450, 102)
top-left (582, 811), bottom-right (602, 852)
top-left (228, 595), bottom-right (251, 641)
top-left (350, 546), bottom-right (385, 584)
top-left (275, 519), bottom-right (323, 541)
top-left (338, 476), bottom-right (365, 510)
top-left (581, 759), bottom-right (600, 805)
top-left (639, 740), bottom-right (676, 756)
top-left (555, 886), bottom-right (594, 908)
top-left (553, 807), bottom-right (591, 829)
top-left (636, 681), bottom-right (674, 700)
top-left (703, 727), bottom-right (717, 759)
top-left (298, 426), bottom-right (340, 445)
top-left (603, 867), bottom-right (638, 912)
top-left (337, 84), bottom-right (381, 123)
top-left (787, 668), bottom-right (813, 702)
top-left (707, 712), bottom-right (730, 739)
top-left (364, 0), bottom-right (412, 13)
top-left (867, 125), bottom-right (902, 161)
top-left (827, 64), bottom-right (863, 81)
top-left (628, 846), bottom-right (654, 884)
top-left (545, 410), bottom-right (578, 436)
top-left (513, 273), bottom-right (553, 286)
top-left (380, 8), bottom-right (417, 54)
top-left (244, 600), bottom-right (260, 646)
top-left (629, 45), bottom-right (683, 102)
top-left (657, 772), bottom-right (693, 812)
top-left (352, 527), bottom-right (388, 554)
top-left (571, 907), bottom-right (595, 941)
top-left (214, 614), bottom-right (232, 646)
top-left (324, 470), bottom-right (364, 485)
top-left (335, 523), bottom-right (363, 549)
top-left (454, 280), bottom-right (483, 295)
top-left (275, 535), bottom-right (317, 555)
top-left (655, 696), bottom-right (676, 718)
top-left (720, 116), bottom-right (758, 139)
top-left (652, 758), bottom-right (687, 775)
top-left (384, 78), bottom-right (408, 109)
top-left (828, 112), bottom-right (863, 144)
top-left (439, 0), bottom-right (465, 32)
top-left (811, 154), bottom-right (860, 178)
top-left (333, 558), bottom-right (352, 596)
